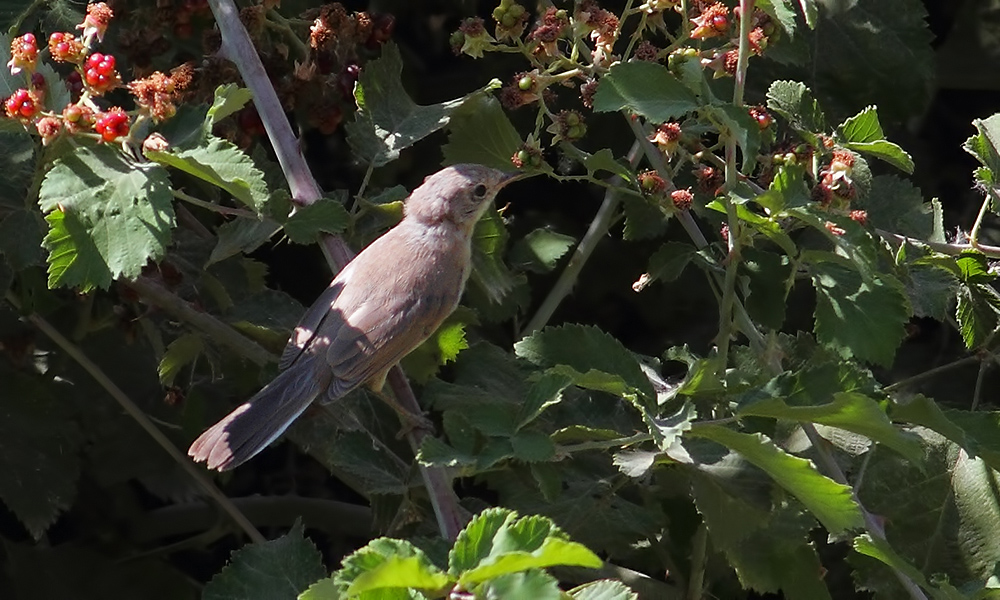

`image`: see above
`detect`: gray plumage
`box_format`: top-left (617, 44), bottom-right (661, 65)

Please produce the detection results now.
top-left (188, 164), bottom-right (516, 470)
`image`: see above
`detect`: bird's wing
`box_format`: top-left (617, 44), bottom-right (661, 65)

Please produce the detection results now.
top-left (278, 276), bottom-right (349, 371)
top-left (323, 288), bottom-right (456, 398)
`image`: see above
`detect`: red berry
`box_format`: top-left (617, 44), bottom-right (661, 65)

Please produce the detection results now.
top-left (712, 14), bottom-right (728, 31)
top-left (4, 89), bottom-right (38, 119)
top-left (23, 33), bottom-right (35, 45)
top-left (49, 32), bottom-right (63, 42)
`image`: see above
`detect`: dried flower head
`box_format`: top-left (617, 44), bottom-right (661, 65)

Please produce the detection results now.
top-left (78, 2), bottom-right (114, 42)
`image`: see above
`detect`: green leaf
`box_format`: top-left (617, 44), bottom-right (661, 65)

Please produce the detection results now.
top-left (515, 324), bottom-right (655, 401)
top-left (965, 114), bottom-right (1000, 179)
top-left (0, 209), bottom-right (45, 269)
top-left (756, 0), bottom-right (800, 38)
top-left (689, 425), bottom-right (863, 533)
top-left (347, 555), bottom-right (450, 595)
top-left (852, 534), bottom-right (930, 592)
top-left (569, 579), bottom-right (638, 600)
top-left (479, 571), bottom-right (562, 600)
top-left (146, 136), bottom-right (269, 211)
top-left (766, 80), bottom-right (826, 134)
top-left (856, 175), bottom-right (937, 240)
top-left (158, 333), bottom-right (204, 387)
top-left (509, 228), bottom-right (576, 273)
top-left (703, 104), bottom-right (761, 174)
top-left (203, 524), bottom-right (324, 600)
top-left (348, 43), bottom-right (498, 167)
top-left (806, 252), bottom-right (910, 366)
top-left (638, 242), bottom-right (697, 289)
top-left (754, 164), bottom-right (811, 214)
top-left (39, 145), bottom-right (175, 290)
top-left (452, 510), bottom-right (602, 586)
top-left (283, 195), bottom-right (350, 244)
top-left (742, 247), bottom-right (793, 330)
top-left (592, 61), bottom-right (699, 122)
top-left (739, 392), bottom-right (923, 462)
top-left (894, 244), bottom-right (958, 321)
top-left (332, 537), bottom-right (444, 597)
top-left (0, 366), bottom-right (82, 539)
top-left (836, 107), bottom-right (914, 173)
top-left (511, 430), bottom-right (556, 463)
top-left (470, 209), bottom-right (517, 304)
top-left (443, 94), bottom-right (522, 171)
top-left (208, 217), bottom-right (281, 266)
top-left (561, 146), bottom-right (634, 181)
top-left (956, 282), bottom-right (1000, 349)
top-left (206, 84), bottom-right (254, 126)
top-left (621, 194), bottom-right (667, 241)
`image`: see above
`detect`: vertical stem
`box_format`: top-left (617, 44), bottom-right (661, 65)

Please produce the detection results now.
top-left (714, 0), bottom-right (756, 372)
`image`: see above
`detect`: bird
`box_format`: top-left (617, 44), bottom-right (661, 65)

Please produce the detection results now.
top-left (189, 164), bottom-right (518, 471)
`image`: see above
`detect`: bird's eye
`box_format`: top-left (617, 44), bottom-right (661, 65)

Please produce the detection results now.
top-left (473, 184), bottom-right (488, 197)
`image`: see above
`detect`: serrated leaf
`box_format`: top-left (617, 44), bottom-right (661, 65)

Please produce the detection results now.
top-left (689, 424), bottom-right (864, 533)
top-left (348, 43), bottom-right (497, 167)
top-left (347, 554), bottom-right (450, 595)
top-left (837, 106), bottom-right (913, 173)
top-left (208, 217), bottom-right (281, 266)
top-left (509, 228), bottom-right (575, 273)
top-left (956, 283), bottom-right (1000, 349)
top-left (639, 242), bottom-right (696, 289)
top-left (757, 0), bottom-right (799, 38)
top-left (39, 145), bottom-right (175, 290)
top-left (443, 94), bottom-right (522, 171)
top-left (515, 324), bottom-right (655, 401)
top-left (703, 104), bottom-right (761, 174)
top-left (754, 164), bottom-right (811, 214)
top-left (766, 80), bottom-right (826, 134)
top-left (592, 61), bottom-right (699, 122)
top-left (965, 114), bottom-right (1000, 179)
top-left (204, 523), bottom-right (325, 600)
top-left (561, 145), bottom-right (634, 181)
top-left (207, 84), bottom-right (254, 126)
top-left (479, 571), bottom-right (562, 600)
top-left (856, 175), bottom-right (936, 239)
top-left (569, 579), bottom-right (638, 600)
top-left (806, 252), bottom-right (909, 366)
top-left (894, 243), bottom-right (959, 321)
top-left (158, 333), bottom-right (204, 386)
top-left (470, 209), bottom-right (516, 304)
top-left (283, 195), bottom-right (350, 244)
top-left (0, 366), bottom-right (82, 539)
top-left (146, 136), bottom-right (269, 211)
top-left (621, 193), bottom-right (667, 241)
top-left (742, 247), bottom-right (793, 330)
top-left (739, 392), bottom-right (923, 462)
top-left (460, 537), bottom-right (602, 585)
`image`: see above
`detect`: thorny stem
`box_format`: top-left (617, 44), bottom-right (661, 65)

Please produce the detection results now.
top-left (5, 291), bottom-right (266, 545)
top-left (971, 359), bottom-right (989, 411)
top-left (802, 424), bottom-right (929, 600)
top-left (521, 140), bottom-right (644, 335)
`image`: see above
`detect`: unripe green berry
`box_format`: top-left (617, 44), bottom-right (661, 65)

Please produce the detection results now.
top-left (518, 75), bottom-right (534, 90)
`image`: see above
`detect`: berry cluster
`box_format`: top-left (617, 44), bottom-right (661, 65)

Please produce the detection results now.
top-left (95, 109), bottom-right (130, 142)
top-left (5, 89), bottom-right (40, 120)
top-left (7, 33), bottom-right (38, 75)
top-left (84, 53), bottom-right (120, 94)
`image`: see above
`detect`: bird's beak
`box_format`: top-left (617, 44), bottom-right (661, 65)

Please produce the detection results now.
top-left (500, 170), bottom-right (529, 186)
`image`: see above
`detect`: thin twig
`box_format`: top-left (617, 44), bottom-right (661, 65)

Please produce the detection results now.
top-left (6, 291), bottom-right (265, 545)
top-left (128, 276), bottom-right (276, 367)
top-left (882, 355), bottom-right (981, 393)
top-left (173, 189), bottom-right (261, 219)
top-left (802, 424), bottom-right (928, 600)
top-left (686, 523), bottom-right (708, 600)
top-left (521, 141), bottom-right (643, 335)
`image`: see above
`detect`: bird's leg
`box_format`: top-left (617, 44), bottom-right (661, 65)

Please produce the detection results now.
top-left (370, 386), bottom-right (434, 437)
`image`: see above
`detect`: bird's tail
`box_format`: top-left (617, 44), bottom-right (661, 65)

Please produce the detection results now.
top-left (188, 355), bottom-right (327, 471)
